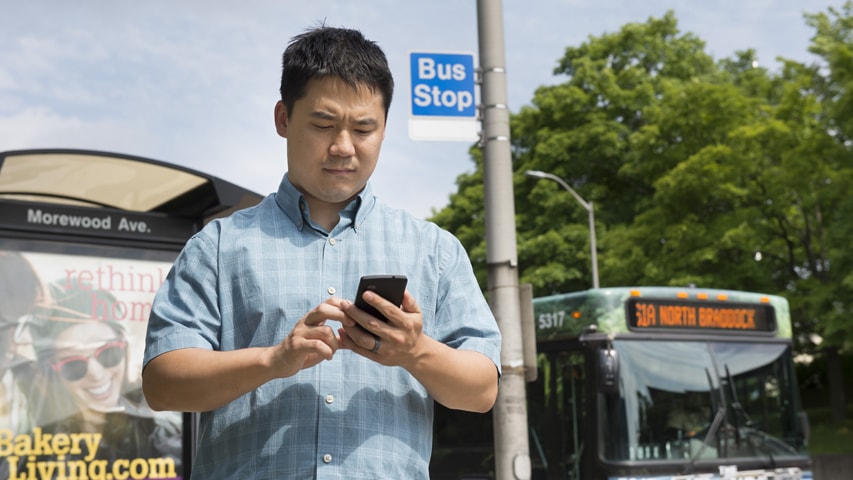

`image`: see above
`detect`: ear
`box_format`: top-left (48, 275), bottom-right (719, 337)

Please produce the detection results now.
top-left (274, 101), bottom-right (288, 138)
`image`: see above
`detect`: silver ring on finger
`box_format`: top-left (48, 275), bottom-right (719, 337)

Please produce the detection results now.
top-left (370, 336), bottom-right (381, 353)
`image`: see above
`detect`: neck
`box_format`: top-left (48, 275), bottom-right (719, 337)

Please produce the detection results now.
top-left (300, 193), bottom-right (349, 232)
top-left (309, 203), bottom-right (341, 232)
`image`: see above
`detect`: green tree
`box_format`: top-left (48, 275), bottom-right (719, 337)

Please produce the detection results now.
top-left (431, 6), bottom-right (853, 421)
top-left (436, 11), bottom-right (719, 294)
top-left (787, 1), bottom-right (853, 421)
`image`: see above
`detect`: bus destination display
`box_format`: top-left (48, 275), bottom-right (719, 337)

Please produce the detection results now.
top-left (626, 298), bottom-right (776, 333)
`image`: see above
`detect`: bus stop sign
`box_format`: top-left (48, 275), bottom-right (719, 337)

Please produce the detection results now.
top-left (408, 52), bottom-right (479, 141)
top-left (410, 52), bottom-right (476, 117)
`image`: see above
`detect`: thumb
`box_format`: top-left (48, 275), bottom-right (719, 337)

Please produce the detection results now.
top-left (400, 290), bottom-right (421, 314)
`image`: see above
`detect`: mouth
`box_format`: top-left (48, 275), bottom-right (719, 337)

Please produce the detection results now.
top-left (86, 378), bottom-right (115, 400)
top-left (323, 167), bottom-right (354, 175)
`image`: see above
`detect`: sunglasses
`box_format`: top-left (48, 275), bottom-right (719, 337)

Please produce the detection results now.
top-left (51, 340), bottom-right (127, 381)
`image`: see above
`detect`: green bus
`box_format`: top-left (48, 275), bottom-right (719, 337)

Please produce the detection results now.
top-left (431, 286), bottom-right (812, 480)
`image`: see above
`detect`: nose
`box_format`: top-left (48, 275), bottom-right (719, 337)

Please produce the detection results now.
top-left (85, 356), bottom-right (106, 378)
top-left (329, 130), bottom-right (355, 158)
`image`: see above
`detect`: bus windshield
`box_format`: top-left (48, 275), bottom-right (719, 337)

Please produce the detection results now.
top-left (600, 339), bottom-right (807, 463)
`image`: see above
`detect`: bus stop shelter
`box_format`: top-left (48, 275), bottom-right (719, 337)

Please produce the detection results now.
top-left (0, 148), bottom-right (264, 479)
top-left (0, 148), bottom-right (264, 248)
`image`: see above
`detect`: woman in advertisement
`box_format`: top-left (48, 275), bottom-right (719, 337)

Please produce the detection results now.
top-left (6, 279), bottom-right (182, 479)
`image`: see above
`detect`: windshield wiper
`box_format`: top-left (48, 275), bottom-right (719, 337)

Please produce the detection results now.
top-left (724, 364), bottom-right (788, 468)
top-left (683, 355), bottom-right (729, 475)
top-left (684, 405), bottom-right (727, 473)
top-left (725, 365), bottom-right (750, 439)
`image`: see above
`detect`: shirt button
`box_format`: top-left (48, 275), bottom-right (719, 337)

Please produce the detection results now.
top-left (327, 286), bottom-right (336, 295)
top-left (329, 238), bottom-right (336, 246)
top-left (325, 394), bottom-right (334, 404)
top-left (323, 453), bottom-right (332, 463)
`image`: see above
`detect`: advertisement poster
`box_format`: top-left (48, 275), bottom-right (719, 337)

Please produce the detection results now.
top-left (0, 244), bottom-right (183, 480)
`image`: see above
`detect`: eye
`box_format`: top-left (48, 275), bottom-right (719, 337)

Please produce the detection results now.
top-left (355, 127), bottom-right (377, 136)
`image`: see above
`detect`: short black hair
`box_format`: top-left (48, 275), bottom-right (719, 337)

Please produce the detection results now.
top-left (279, 25), bottom-right (394, 119)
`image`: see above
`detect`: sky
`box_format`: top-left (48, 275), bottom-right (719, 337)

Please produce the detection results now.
top-left (0, 0), bottom-right (843, 219)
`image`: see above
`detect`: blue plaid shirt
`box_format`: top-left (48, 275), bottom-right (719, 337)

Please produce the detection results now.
top-left (143, 174), bottom-right (501, 479)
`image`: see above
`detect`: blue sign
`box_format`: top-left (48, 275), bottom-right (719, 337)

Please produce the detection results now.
top-left (410, 52), bottom-right (476, 118)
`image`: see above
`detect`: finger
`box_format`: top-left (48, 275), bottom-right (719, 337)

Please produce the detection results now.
top-left (337, 327), bottom-right (375, 353)
top-left (274, 327), bottom-right (338, 376)
top-left (303, 324), bottom-right (339, 346)
top-left (291, 323), bottom-right (339, 355)
top-left (337, 300), bottom-right (358, 328)
top-left (341, 302), bottom-right (384, 334)
top-left (302, 299), bottom-right (348, 327)
top-left (400, 290), bottom-right (421, 314)
top-left (304, 339), bottom-right (335, 362)
top-left (339, 319), bottom-right (380, 350)
top-left (359, 290), bottom-right (400, 325)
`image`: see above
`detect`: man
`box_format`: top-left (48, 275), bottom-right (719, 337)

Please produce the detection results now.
top-left (142, 26), bottom-right (501, 479)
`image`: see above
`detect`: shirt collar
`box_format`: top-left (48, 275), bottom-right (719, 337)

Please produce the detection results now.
top-left (274, 173), bottom-right (375, 232)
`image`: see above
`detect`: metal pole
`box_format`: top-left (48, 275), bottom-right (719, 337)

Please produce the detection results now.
top-left (477, 1), bottom-right (531, 479)
top-left (525, 170), bottom-right (600, 289)
top-left (587, 201), bottom-right (599, 289)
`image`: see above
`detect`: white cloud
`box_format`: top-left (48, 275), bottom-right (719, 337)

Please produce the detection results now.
top-left (0, 0), bottom-right (840, 219)
top-left (0, 106), bottom-right (170, 163)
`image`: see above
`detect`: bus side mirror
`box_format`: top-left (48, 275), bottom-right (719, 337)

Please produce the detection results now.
top-left (598, 348), bottom-right (619, 394)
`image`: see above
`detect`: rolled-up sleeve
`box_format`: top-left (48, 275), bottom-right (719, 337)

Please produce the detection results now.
top-left (434, 232), bottom-right (502, 376)
top-left (143, 226), bottom-right (223, 367)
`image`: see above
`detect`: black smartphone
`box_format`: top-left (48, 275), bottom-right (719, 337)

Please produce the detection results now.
top-left (355, 274), bottom-right (408, 322)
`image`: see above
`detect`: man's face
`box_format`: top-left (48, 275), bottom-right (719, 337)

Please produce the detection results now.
top-left (275, 77), bottom-right (386, 210)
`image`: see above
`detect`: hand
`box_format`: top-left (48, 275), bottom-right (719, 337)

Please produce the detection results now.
top-left (339, 290), bottom-right (424, 366)
top-left (340, 290), bottom-right (498, 412)
top-left (269, 297), bottom-right (347, 378)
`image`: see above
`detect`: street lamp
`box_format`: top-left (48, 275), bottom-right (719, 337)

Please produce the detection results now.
top-left (525, 170), bottom-right (600, 289)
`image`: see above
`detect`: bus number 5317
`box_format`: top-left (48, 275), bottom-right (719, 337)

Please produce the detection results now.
top-left (538, 310), bottom-right (566, 329)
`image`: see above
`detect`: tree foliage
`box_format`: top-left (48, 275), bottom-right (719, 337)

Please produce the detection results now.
top-left (430, 5), bottom-right (853, 357)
